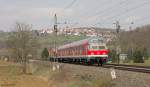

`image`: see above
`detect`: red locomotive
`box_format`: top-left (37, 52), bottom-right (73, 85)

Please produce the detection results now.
top-left (49, 37), bottom-right (108, 66)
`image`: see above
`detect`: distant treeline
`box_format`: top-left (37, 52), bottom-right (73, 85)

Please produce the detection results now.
top-left (119, 25), bottom-right (150, 53)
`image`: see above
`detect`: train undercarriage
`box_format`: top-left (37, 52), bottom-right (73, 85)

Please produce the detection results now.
top-left (49, 56), bottom-right (107, 66)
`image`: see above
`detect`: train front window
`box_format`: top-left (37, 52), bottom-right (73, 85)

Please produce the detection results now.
top-left (89, 45), bottom-right (98, 50)
top-left (92, 39), bottom-right (98, 43)
top-left (99, 46), bottom-right (105, 49)
top-left (90, 38), bottom-right (104, 44)
top-left (89, 45), bottom-right (105, 50)
top-left (92, 46), bottom-right (98, 50)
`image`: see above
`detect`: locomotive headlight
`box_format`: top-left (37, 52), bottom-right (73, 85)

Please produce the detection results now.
top-left (102, 52), bottom-right (106, 55)
top-left (91, 52), bottom-right (94, 55)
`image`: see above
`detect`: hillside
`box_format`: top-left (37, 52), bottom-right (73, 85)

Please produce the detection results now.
top-left (119, 24), bottom-right (150, 54)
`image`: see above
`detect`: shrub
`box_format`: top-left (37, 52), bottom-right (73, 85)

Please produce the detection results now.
top-left (133, 50), bottom-right (144, 63)
top-left (41, 48), bottom-right (49, 60)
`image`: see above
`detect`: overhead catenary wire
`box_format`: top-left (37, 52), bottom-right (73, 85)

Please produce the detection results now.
top-left (122, 15), bottom-right (150, 28)
top-left (74, 0), bottom-right (114, 19)
top-left (90, 0), bottom-right (150, 29)
top-left (64, 0), bottom-right (77, 9)
top-left (56, 0), bottom-right (77, 16)
top-left (53, 0), bottom-right (150, 30)
top-left (71, 0), bottom-right (133, 28)
top-left (57, 0), bottom-right (129, 28)
top-left (79, 0), bottom-right (150, 29)
top-left (78, 0), bottom-right (127, 21)
top-left (58, 0), bottom-right (127, 27)
top-left (103, 0), bottom-right (150, 24)
top-left (108, 1), bottom-right (147, 19)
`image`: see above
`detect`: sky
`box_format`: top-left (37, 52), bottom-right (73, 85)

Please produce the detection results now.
top-left (0, 0), bottom-right (150, 31)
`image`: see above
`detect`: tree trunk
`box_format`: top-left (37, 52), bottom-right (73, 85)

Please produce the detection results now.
top-left (22, 57), bottom-right (27, 74)
top-left (22, 60), bottom-right (27, 74)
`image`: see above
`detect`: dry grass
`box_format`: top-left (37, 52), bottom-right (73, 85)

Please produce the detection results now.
top-left (68, 78), bottom-right (114, 87)
top-left (129, 60), bottom-right (150, 66)
top-left (0, 61), bottom-right (114, 87)
top-left (45, 64), bottom-right (114, 87)
top-left (0, 61), bottom-right (48, 87)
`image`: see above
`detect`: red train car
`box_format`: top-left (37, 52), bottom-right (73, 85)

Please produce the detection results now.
top-left (49, 37), bottom-right (108, 65)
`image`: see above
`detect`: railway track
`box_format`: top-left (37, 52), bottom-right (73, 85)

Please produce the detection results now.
top-left (104, 64), bottom-right (150, 74)
top-left (60, 62), bottom-right (150, 74)
top-left (31, 59), bottom-right (150, 74)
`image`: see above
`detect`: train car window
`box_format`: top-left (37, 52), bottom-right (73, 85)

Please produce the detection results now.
top-left (72, 48), bottom-right (73, 55)
top-left (74, 48), bottom-right (76, 55)
top-left (80, 49), bottom-right (82, 55)
top-left (80, 46), bottom-right (83, 55)
top-left (90, 39), bottom-right (98, 44)
top-left (76, 48), bottom-right (78, 55)
top-left (78, 47), bottom-right (80, 55)
top-left (72, 49), bottom-right (74, 55)
top-left (70, 49), bottom-right (72, 55)
top-left (89, 45), bottom-right (98, 50)
top-left (89, 44), bottom-right (106, 50)
top-left (90, 38), bottom-right (103, 44)
top-left (65, 50), bottom-right (67, 55)
top-left (67, 49), bottom-right (68, 55)
top-left (68, 49), bottom-right (70, 55)
top-left (92, 46), bottom-right (98, 50)
top-left (70, 49), bottom-right (71, 55)
top-left (93, 39), bottom-right (98, 43)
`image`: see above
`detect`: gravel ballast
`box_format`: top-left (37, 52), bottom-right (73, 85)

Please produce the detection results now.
top-left (59, 63), bottom-right (150, 87)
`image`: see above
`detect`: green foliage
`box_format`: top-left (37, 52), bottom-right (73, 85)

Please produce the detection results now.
top-left (118, 26), bottom-right (150, 58)
top-left (123, 58), bottom-right (131, 63)
top-left (143, 48), bottom-right (149, 60)
top-left (133, 49), bottom-right (144, 63)
top-left (127, 49), bottom-right (133, 60)
top-left (109, 50), bottom-right (118, 63)
top-left (41, 48), bottom-right (49, 60)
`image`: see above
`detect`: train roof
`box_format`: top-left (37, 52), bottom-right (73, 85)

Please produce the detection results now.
top-left (58, 37), bottom-right (104, 50)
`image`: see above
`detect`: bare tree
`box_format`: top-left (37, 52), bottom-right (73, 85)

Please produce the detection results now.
top-left (7, 22), bottom-right (39, 74)
top-left (118, 25), bottom-right (150, 59)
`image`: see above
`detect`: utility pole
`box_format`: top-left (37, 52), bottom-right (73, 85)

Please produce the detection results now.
top-left (54, 14), bottom-right (58, 62)
top-left (114, 21), bottom-right (121, 64)
top-left (116, 21), bottom-right (120, 34)
top-left (54, 14), bottom-right (58, 34)
top-left (129, 22), bottom-right (134, 31)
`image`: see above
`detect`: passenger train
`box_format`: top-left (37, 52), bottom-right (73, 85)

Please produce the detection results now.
top-left (49, 37), bottom-right (109, 66)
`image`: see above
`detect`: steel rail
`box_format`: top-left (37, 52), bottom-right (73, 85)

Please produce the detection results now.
top-left (31, 59), bottom-right (150, 74)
